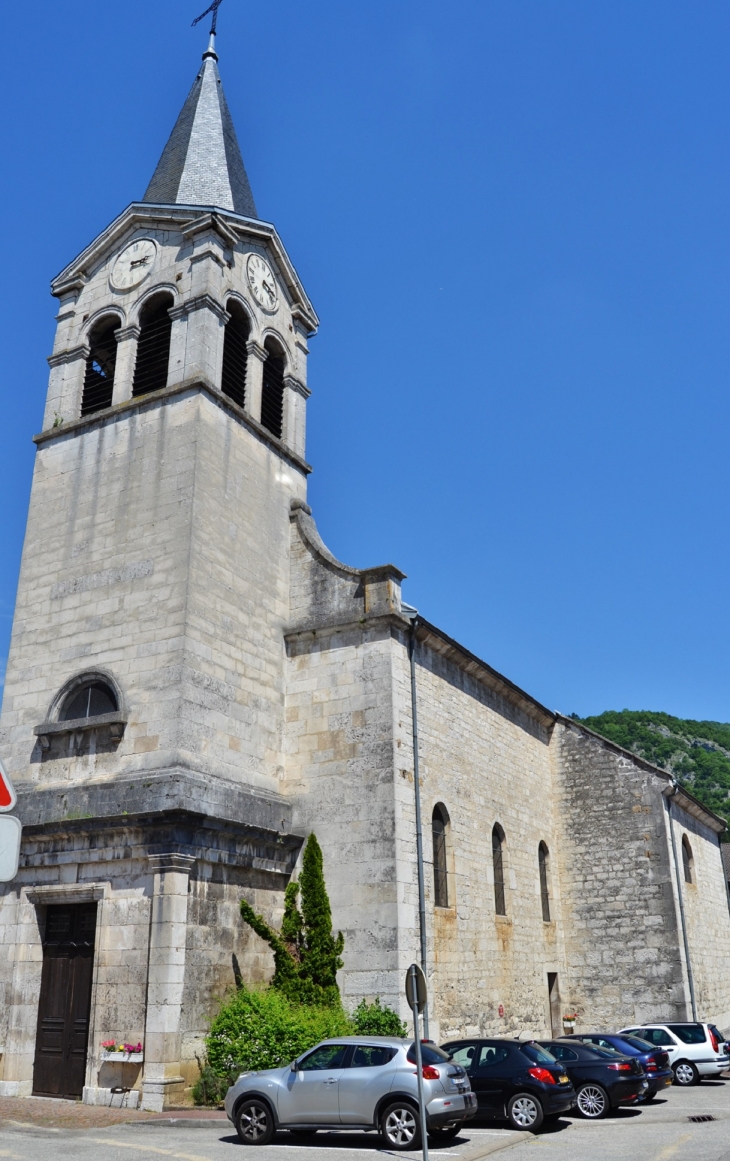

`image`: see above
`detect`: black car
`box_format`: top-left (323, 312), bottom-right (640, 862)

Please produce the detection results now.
top-left (441, 1039), bottom-right (575, 1131)
top-left (566, 1034), bottom-right (673, 1101)
top-left (537, 1040), bottom-right (648, 1119)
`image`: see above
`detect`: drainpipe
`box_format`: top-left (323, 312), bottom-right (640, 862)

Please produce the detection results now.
top-left (664, 782), bottom-right (697, 1020)
top-left (405, 607), bottom-right (429, 1038)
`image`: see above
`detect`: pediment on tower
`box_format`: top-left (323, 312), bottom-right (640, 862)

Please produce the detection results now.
top-left (50, 202), bottom-right (319, 340)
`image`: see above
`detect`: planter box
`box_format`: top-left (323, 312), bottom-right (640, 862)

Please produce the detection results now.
top-left (101, 1052), bottom-right (143, 1063)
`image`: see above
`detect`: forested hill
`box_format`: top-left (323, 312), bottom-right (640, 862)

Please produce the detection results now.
top-left (576, 710), bottom-right (730, 825)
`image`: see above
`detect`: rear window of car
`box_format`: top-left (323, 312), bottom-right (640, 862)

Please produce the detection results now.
top-left (407, 1042), bottom-right (452, 1065)
top-left (351, 1045), bottom-right (396, 1067)
top-left (623, 1037), bottom-right (656, 1053)
top-left (519, 1044), bottom-right (557, 1064)
top-left (668, 1024), bottom-right (707, 1044)
top-left (547, 1045), bottom-right (579, 1062)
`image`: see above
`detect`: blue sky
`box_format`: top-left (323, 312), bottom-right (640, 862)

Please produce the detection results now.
top-left (1, 1), bottom-right (730, 720)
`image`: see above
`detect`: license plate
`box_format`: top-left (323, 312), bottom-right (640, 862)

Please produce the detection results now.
top-left (558, 1075), bottom-right (570, 1084)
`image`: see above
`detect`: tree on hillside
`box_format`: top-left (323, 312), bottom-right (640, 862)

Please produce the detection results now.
top-left (240, 833), bottom-right (344, 1007)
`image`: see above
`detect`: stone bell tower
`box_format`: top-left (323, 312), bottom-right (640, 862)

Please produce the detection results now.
top-left (0, 30), bottom-right (317, 1109)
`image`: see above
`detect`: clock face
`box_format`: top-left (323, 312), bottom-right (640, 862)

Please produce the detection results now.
top-left (247, 253), bottom-right (278, 311)
top-left (111, 239), bottom-right (157, 291)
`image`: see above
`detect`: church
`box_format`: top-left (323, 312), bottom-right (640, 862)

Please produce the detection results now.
top-left (1, 26), bottom-right (729, 1112)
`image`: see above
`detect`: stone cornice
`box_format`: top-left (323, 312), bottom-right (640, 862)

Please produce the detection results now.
top-left (115, 324), bottom-right (141, 342)
top-left (169, 293), bottom-right (229, 324)
top-left (33, 378), bottom-right (312, 476)
top-left (148, 852), bottom-right (196, 875)
top-left (246, 339), bottom-right (268, 362)
top-left (48, 344), bottom-right (89, 368)
top-left (180, 212), bottom-right (239, 249)
top-left (50, 203), bottom-right (319, 334)
top-left (284, 374), bottom-right (311, 399)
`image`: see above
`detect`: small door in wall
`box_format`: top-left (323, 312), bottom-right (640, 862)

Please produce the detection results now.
top-left (548, 972), bottom-right (562, 1038)
top-left (33, 903), bottom-right (97, 1099)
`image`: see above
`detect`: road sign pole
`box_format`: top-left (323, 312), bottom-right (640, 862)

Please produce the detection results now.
top-left (409, 963), bottom-right (430, 1161)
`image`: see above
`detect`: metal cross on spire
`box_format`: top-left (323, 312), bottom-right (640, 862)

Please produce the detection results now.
top-left (192, 0), bottom-right (224, 35)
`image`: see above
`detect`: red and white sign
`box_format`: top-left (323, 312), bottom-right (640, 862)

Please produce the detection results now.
top-left (0, 757), bottom-right (17, 813)
top-left (0, 757), bottom-right (20, 881)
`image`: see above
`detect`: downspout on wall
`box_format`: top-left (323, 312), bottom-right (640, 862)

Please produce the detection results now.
top-left (663, 782), bottom-right (698, 1021)
top-left (404, 606), bottom-right (429, 1038)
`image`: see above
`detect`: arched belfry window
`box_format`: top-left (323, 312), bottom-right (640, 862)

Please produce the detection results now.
top-left (81, 316), bottom-right (121, 416)
top-left (682, 835), bottom-right (694, 884)
top-left (261, 338), bottom-right (285, 439)
top-left (221, 300), bottom-right (250, 408)
top-left (133, 294), bottom-right (173, 397)
top-left (432, 804), bottom-right (449, 908)
top-left (60, 679), bottom-right (118, 722)
top-left (492, 824), bottom-right (506, 916)
top-left (538, 842), bottom-right (551, 921)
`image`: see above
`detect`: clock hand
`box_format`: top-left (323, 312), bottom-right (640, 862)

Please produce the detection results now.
top-left (130, 256), bottom-right (150, 269)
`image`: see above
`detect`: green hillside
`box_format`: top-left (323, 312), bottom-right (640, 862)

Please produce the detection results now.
top-left (577, 709), bottom-right (730, 826)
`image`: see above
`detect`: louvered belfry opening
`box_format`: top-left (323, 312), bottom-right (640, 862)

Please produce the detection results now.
top-left (81, 317), bottom-right (120, 416)
top-left (221, 301), bottom-right (250, 407)
top-left (132, 295), bottom-right (173, 397)
top-left (261, 339), bottom-right (285, 439)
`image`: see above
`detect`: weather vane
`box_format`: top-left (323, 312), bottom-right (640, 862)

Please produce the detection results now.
top-left (192, 0), bottom-right (224, 35)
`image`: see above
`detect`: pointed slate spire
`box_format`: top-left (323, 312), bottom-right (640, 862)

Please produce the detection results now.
top-left (144, 34), bottom-right (258, 218)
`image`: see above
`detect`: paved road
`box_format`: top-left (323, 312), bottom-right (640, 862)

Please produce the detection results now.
top-left (1, 1079), bottom-right (730, 1161)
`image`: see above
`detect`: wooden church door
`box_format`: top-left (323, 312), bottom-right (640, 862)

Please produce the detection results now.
top-left (33, 903), bottom-right (97, 1098)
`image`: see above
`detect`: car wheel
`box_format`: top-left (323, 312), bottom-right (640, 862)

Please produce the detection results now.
top-left (381, 1101), bottom-right (421, 1150)
top-left (642, 1090), bottom-right (658, 1102)
top-left (674, 1061), bottom-right (700, 1086)
top-left (507, 1093), bottom-right (544, 1131)
top-left (235, 1098), bottom-right (276, 1145)
top-left (576, 1083), bottom-right (609, 1119)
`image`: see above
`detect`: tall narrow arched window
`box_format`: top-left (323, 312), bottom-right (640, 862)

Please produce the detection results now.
top-left (81, 316), bottom-right (121, 416)
top-left (432, 804), bottom-right (449, 908)
top-left (222, 300), bottom-right (250, 407)
top-left (132, 294), bottom-right (173, 397)
top-left (492, 824), bottom-right (506, 916)
top-left (261, 338), bottom-right (285, 438)
top-left (682, 836), bottom-right (694, 884)
top-left (538, 842), bottom-right (551, 921)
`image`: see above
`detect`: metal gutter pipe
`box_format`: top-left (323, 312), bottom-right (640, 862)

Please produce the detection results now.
top-left (407, 611), bottom-right (430, 1038)
top-left (664, 782), bottom-right (697, 1020)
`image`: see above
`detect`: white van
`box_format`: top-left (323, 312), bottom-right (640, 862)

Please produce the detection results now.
top-left (619, 1023), bottom-right (729, 1086)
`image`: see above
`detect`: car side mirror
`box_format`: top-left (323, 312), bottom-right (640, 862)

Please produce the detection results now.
top-left (291, 1061), bottom-right (300, 1072)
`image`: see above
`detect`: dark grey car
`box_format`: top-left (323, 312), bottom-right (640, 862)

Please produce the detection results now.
top-left (224, 1036), bottom-right (477, 1148)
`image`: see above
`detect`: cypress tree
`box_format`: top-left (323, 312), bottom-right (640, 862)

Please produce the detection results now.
top-left (239, 833), bottom-right (344, 1007)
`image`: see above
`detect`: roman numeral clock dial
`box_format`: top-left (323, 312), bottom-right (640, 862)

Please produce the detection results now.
top-left (247, 253), bottom-right (279, 311)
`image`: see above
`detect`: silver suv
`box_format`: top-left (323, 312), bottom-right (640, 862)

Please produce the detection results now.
top-left (224, 1036), bottom-right (477, 1148)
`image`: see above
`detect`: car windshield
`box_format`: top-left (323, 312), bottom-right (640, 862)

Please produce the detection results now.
top-left (668, 1024), bottom-right (707, 1044)
top-left (407, 1042), bottom-right (452, 1065)
top-left (520, 1044), bottom-right (557, 1064)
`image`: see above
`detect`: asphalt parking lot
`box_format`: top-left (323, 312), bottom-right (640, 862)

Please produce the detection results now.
top-left (1, 1079), bottom-right (729, 1161)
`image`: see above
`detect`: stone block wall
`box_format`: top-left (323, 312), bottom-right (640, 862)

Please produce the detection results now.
top-left (392, 629), bottom-right (563, 1042)
top-left (552, 720), bottom-right (689, 1027)
top-left (668, 798), bottom-right (730, 1029)
top-left (284, 621), bottom-right (402, 1013)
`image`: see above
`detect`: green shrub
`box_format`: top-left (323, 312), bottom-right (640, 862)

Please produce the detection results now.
top-left (351, 997), bottom-right (408, 1037)
top-left (206, 986), bottom-right (352, 1076)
